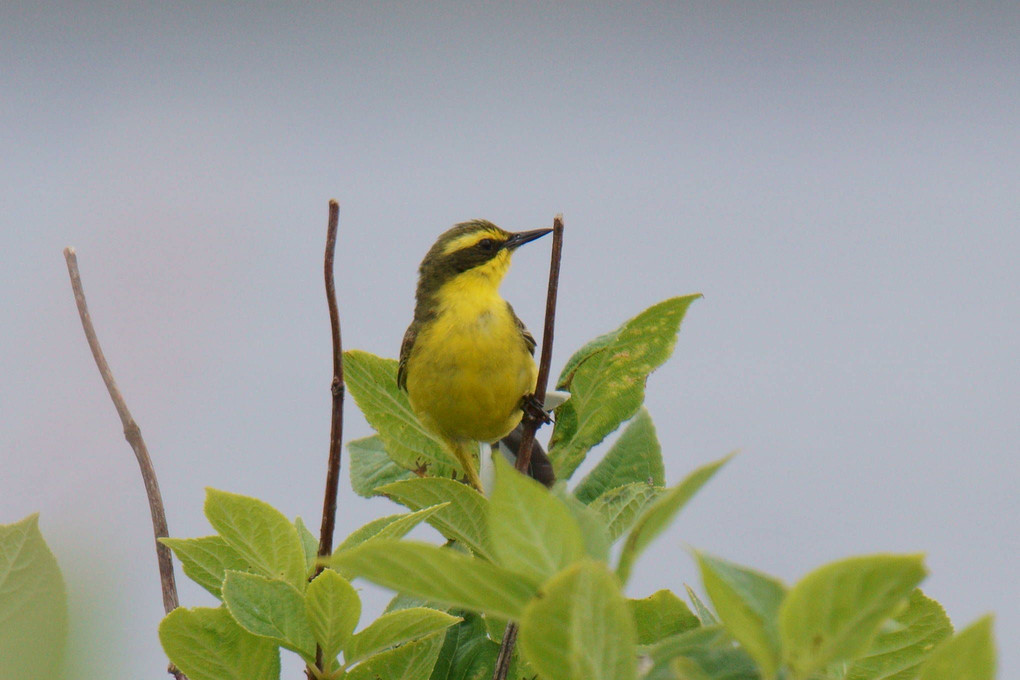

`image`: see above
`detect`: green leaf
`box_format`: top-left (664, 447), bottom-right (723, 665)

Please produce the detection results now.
top-left (574, 408), bottom-right (665, 503)
top-left (336, 504), bottom-right (450, 566)
top-left (428, 613), bottom-right (500, 680)
top-left (349, 435), bottom-right (415, 498)
top-left (519, 560), bottom-right (637, 680)
top-left (344, 350), bottom-right (457, 476)
top-left (696, 552), bottom-right (786, 679)
top-left (646, 626), bottom-right (759, 680)
top-left (331, 539), bottom-right (538, 619)
top-left (483, 613), bottom-right (509, 644)
top-left (387, 592), bottom-right (438, 613)
top-left (845, 589), bottom-right (953, 680)
top-left (159, 606), bottom-right (280, 680)
top-left (685, 585), bottom-right (718, 625)
top-left (294, 517), bottom-right (319, 572)
top-left (917, 615), bottom-right (996, 680)
top-left (550, 295), bottom-right (700, 478)
top-left (666, 657), bottom-right (714, 680)
top-left (588, 481), bottom-right (663, 542)
top-left (629, 590), bottom-right (700, 646)
top-left (617, 453), bottom-right (733, 583)
top-left (347, 607), bottom-right (462, 664)
top-left (553, 484), bottom-right (612, 561)
top-left (779, 554), bottom-right (927, 679)
top-left (221, 571), bottom-right (317, 662)
top-left (0, 514), bottom-right (67, 679)
top-left (304, 569), bottom-right (361, 667)
top-left (556, 327), bottom-right (622, 388)
top-left (204, 488), bottom-right (308, 588)
top-left (489, 456), bottom-right (585, 581)
top-left (161, 535), bottom-right (251, 600)
top-left (378, 477), bottom-right (494, 560)
top-left (346, 631), bottom-right (447, 680)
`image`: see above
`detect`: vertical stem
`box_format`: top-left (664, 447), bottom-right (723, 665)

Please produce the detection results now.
top-left (495, 215), bottom-right (565, 680)
top-left (514, 215), bottom-right (564, 474)
top-left (311, 200), bottom-right (344, 676)
top-left (316, 199), bottom-right (344, 561)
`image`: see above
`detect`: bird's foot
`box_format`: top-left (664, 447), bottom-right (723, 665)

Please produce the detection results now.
top-left (521, 393), bottom-right (554, 425)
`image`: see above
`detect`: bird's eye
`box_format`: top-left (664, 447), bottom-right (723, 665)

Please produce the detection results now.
top-left (477, 238), bottom-right (497, 252)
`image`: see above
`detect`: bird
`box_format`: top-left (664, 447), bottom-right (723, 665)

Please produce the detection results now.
top-left (398, 219), bottom-right (555, 491)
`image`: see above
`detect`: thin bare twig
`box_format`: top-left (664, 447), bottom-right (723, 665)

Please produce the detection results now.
top-left (316, 199), bottom-right (344, 561)
top-left (63, 248), bottom-right (187, 680)
top-left (513, 214), bottom-right (564, 474)
top-left (311, 200), bottom-right (344, 676)
top-left (495, 214), bottom-right (565, 680)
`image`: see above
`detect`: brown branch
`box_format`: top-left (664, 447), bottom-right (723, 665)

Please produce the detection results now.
top-left (492, 622), bottom-right (520, 680)
top-left (316, 199), bottom-right (344, 561)
top-left (513, 214), bottom-right (564, 475)
top-left (311, 200), bottom-right (344, 676)
top-left (495, 214), bottom-right (565, 680)
top-left (63, 248), bottom-right (187, 680)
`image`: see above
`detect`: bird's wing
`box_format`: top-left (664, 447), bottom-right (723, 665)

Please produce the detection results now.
top-left (506, 302), bottom-right (536, 355)
top-left (397, 323), bottom-right (417, 391)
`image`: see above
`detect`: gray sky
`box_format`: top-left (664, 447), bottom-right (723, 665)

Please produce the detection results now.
top-left (2, 3), bottom-right (1017, 677)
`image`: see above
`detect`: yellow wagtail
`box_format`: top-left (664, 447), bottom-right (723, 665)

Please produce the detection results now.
top-left (398, 220), bottom-right (554, 491)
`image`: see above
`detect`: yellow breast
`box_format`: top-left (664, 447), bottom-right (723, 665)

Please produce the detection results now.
top-left (406, 279), bottom-right (537, 444)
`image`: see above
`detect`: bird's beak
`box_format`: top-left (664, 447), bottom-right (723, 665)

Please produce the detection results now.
top-left (503, 228), bottom-right (552, 251)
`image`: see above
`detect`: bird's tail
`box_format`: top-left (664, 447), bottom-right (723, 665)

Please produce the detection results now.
top-left (497, 423), bottom-right (557, 487)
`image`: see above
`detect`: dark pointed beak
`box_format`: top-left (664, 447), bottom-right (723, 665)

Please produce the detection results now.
top-left (503, 228), bottom-right (552, 251)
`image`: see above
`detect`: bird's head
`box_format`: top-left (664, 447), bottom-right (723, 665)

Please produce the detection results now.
top-left (416, 219), bottom-right (551, 298)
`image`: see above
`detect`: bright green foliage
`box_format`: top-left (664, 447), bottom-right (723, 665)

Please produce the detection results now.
top-left (343, 350), bottom-right (456, 476)
top-left (667, 656), bottom-right (714, 680)
top-left (379, 477), bottom-right (494, 559)
top-left (160, 489), bottom-right (456, 680)
top-left (334, 504), bottom-right (449, 561)
top-left (346, 608), bottom-right (461, 664)
top-left (519, 560), bottom-right (637, 680)
top-left (574, 407), bottom-right (665, 503)
top-left (348, 434), bottom-right (414, 497)
top-left (159, 607), bottom-right (280, 680)
top-left (917, 616), bottom-right (996, 680)
top-left (845, 589), bottom-right (952, 680)
top-left (628, 587), bottom-right (701, 648)
top-left (685, 585), bottom-right (719, 625)
top-left (489, 456), bottom-right (585, 581)
top-left (161, 535), bottom-right (250, 599)
top-left (305, 569), bottom-right (361, 668)
top-left (0, 514), bottom-right (67, 680)
top-left (293, 517), bottom-right (319, 571)
top-left (629, 589), bottom-right (700, 645)
top-left (696, 552), bottom-right (786, 679)
top-left (553, 485), bottom-right (612, 561)
top-left (429, 613), bottom-right (500, 680)
top-left (346, 631), bottom-right (447, 680)
top-left (550, 295), bottom-right (700, 478)
top-left (204, 488), bottom-right (308, 588)
top-left (646, 626), bottom-right (759, 680)
top-left (617, 452), bottom-right (734, 583)
top-left (482, 613), bottom-right (509, 645)
top-left (221, 571), bottom-right (317, 662)
top-left (142, 296), bottom-right (997, 680)
top-left (779, 554), bottom-right (927, 679)
top-left (331, 540), bottom-right (539, 619)
top-left (588, 481), bottom-right (662, 542)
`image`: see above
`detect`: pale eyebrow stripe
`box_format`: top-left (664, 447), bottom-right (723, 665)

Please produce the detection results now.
top-left (442, 231), bottom-right (497, 255)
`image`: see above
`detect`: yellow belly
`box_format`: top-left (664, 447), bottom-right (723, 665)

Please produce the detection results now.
top-left (406, 300), bottom-right (537, 444)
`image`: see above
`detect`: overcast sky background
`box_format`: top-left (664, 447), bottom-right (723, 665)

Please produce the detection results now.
top-left (2, 3), bottom-right (1017, 677)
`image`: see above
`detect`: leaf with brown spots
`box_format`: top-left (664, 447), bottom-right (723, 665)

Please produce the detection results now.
top-left (549, 295), bottom-right (701, 479)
